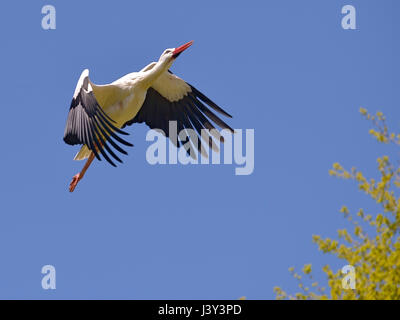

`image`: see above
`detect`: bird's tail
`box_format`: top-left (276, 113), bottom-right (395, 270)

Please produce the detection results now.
top-left (74, 145), bottom-right (91, 161)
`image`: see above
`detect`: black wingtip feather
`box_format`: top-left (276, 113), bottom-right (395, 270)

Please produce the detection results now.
top-left (189, 84), bottom-right (233, 118)
top-left (64, 86), bottom-right (133, 167)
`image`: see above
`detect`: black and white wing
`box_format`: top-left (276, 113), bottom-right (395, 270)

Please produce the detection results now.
top-left (63, 69), bottom-right (133, 167)
top-left (122, 70), bottom-right (233, 158)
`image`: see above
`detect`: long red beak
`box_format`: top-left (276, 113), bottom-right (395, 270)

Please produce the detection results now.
top-left (172, 40), bottom-right (194, 58)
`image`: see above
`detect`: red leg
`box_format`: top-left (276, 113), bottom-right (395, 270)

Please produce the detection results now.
top-left (69, 152), bottom-right (95, 192)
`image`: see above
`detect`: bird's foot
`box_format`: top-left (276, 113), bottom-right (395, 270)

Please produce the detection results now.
top-left (69, 173), bottom-right (82, 193)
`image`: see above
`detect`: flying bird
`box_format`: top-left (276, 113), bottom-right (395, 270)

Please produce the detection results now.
top-left (64, 41), bottom-right (233, 192)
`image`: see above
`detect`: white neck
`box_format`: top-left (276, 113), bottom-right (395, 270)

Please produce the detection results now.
top-left (141, 58), bottom-right (172, 88)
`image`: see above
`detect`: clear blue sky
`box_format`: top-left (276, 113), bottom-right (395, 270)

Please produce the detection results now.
top-left (0, 0), bottom-right (398, 299)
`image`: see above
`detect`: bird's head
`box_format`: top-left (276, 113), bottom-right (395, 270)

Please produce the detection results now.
top-left (158, 40), bottom-right (194, 65)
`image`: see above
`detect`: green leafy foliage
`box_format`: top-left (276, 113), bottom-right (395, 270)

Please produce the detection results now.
top-left (275, 109), bottom-right (400, 300)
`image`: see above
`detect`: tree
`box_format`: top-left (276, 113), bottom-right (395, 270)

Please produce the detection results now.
top-left (274, 109), bottom-right (400, 300)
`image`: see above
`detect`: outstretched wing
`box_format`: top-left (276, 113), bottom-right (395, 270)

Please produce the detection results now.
top-left (122, 70), bottom-right (233, 158)
top-left (63, 69), bottom-right (133, 167)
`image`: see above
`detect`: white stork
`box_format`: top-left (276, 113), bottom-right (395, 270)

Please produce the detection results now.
top-left (64, 41), bottom-right (233, 192)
